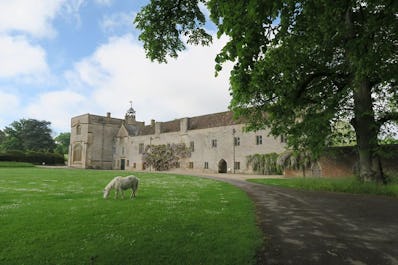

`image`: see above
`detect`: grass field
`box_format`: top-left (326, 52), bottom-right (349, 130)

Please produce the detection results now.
top-left (0, 168), bottom-right (261, 265)
top-left (248, 176), bottom-right (398, 197)
top-left (0, 161), bottom-right (35, 167)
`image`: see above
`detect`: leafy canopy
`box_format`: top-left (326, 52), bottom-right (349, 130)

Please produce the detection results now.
top-left (135, 0), bottom-right (397, 181)
top-left (135, 0), bottom-right (212, 63)
top-left (1, 119), bottom-right (56, 152)
top-left (135, 0), bottom-right (396, 149)
top-left (54, 132), bottom-right (71, 155)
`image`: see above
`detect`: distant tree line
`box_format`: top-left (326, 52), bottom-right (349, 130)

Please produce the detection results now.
top-left (0, 119), bottom-right (70, 165)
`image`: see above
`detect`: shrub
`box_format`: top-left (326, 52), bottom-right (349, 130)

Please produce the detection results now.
top-left (246, 153), bottom-right (283, 175)
top-left (0, 151), bottom-right (65, 165)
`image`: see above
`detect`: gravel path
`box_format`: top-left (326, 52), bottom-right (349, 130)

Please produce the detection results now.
top-left (194, 173), bottom-right (398, 265)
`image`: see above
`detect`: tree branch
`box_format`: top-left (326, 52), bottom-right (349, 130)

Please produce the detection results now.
top-left (376, 112), bottom-right (398, 129)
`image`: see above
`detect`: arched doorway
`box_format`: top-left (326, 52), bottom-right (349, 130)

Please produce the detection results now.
top-left (72, 143), bottom-right (82, 162)
top-left (218, 159), bottom-right (227, 173)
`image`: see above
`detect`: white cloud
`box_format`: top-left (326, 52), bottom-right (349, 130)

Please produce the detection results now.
top-left (0, 90), bottom-right (20, 113)
top-left (100, 12), bottom-right (136, 34)
top-left (59, 0), bottom-right (86, 29)
top-left (0, 35), bottom-right (49, 78)
top-left (25, 90), bottom-right (87, 132)
top-left (0, 90), bottom-right (20, 129)
top-left (0, 0), bottom-right (64, 38)
top-left (68, 34), bottom-right (232, 125)
top-left (0, 0), bottom-right (87, 38)
top-left (94, 0), bottom-right (113, 6)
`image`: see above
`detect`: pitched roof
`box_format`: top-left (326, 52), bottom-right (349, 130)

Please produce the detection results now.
top-left (125, 124), bottom-right (141, 136)
top-left (134, 110), bottom-right (242, 136)
top-left (161, 119), bottom-right (180, 133)
top-left (188, 111), bottom-right (240, 130)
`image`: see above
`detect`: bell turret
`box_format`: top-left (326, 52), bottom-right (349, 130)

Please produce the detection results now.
top-left (125, 101), bottom-right (136, 123)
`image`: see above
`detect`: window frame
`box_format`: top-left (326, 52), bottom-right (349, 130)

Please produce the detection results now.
top-left (211, 139), bottom-right (217, 148)
top-left (256, 135), bottom-right (263, 145)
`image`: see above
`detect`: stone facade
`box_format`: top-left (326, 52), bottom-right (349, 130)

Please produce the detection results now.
top-left (69, 108), bottom-right (287, 173)
top-left (68, 112), bottom-right (123, 169)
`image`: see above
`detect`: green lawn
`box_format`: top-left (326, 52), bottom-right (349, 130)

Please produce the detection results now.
top-left (0, 168), bottom-right (261, 265)
top-left (248, 177), bottom-right (398, 197)
top-left (0, 161), bottom-right (35, 167)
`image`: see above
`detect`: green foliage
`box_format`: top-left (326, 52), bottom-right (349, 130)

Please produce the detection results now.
top-left (0, 129), bottom-right (5, 149)
top-left (248, 177), bottom-right (398, 197)
top-left (136, 1), bottom-right (398, 182)
top-left (246, 153), bottom-right (282, 175)
top-left (54, 132), bottom-right (70, 155)
top-left (277, 150), bottom-right (314, 175)
top-left (330, 121), bottom-right (357, 146)
top-left (380, 137), bottom-right (398, 145)
top-left (0, 151), bottom-right (65, 165)
top-left (134, 0), bottom-right (212, 63)
top-left (0, 168), bottom-right (261, 265)
top-left (142, 143), bottom-right (191, 171)
top-left (1, 119), bottom-right (56, 152)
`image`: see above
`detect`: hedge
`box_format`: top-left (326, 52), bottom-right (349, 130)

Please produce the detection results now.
top-left (0, 151), bottom-right (65, 165)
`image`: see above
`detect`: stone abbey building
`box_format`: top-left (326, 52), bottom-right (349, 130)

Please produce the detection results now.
top-left (68, 106), bottom-right (286, 173)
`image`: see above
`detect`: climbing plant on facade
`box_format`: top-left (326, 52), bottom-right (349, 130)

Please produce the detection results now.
top-left (246, 153), bottom-right (282, 175)
top-left (142, 143), bottom-right (191, 171)
top-left (277, 150), bottom-right (314, 177)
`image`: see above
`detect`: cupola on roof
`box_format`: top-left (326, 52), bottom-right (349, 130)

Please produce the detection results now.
top-left (126, 101), bottom-right (136, 118)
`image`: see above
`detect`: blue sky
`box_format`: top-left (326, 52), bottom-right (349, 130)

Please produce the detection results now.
top-left (0, 0), bottom-right (231, 135)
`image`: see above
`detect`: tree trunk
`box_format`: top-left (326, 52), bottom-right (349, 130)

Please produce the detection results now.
top-left (352, 79), bottom-right (385, 183)
top-left (344, 7), bottom-right (385, 184)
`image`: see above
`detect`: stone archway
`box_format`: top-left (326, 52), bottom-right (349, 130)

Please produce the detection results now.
top-left (72, 143), bottom-right (82, 162)
top-left (218, 159), bottom-right (227, 173)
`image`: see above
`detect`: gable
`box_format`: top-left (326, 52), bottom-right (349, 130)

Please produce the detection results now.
top-left (116, 124), bottom-right (129, 138)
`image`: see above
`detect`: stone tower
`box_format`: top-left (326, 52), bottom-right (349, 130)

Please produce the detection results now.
top-left (68, 112), bottom-right (122, 169)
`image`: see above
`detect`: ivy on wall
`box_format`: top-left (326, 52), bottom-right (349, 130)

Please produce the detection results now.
top-left (246, 153), bottom-right (283, 175)
top-left (277, 150), bottom-right (314, 177)
top-left (142, 143), bottom-right (191, 171)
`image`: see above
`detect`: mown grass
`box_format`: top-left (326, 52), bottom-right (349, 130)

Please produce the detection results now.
top-left (0, 168), bottom-right (261, 265)
top-left (248, 176), bottom-right (398, 197)
top-left (0, 161), bottom-right (35, 167)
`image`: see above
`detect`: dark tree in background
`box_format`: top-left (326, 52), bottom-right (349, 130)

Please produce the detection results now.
top-left (54, 132), bottom-right (71, 155)
top-left (135, 0), bottom-right (397, 183)
top-left (1, 119), bottom-right (56, 152)
top-left (0, 130), bottom-right (5, 147)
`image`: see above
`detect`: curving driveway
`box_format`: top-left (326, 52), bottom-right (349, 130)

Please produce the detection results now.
top-left (195, 173), bottom-right (398, 265)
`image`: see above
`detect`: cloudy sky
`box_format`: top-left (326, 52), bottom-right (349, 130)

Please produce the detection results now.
top-left (0, 0), bottom-right (232, 135)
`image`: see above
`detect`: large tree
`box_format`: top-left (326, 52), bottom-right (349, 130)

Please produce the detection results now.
top-left (54, 132), bottom-right (71, 155)
top-left (135, 0), bottom-right (398, 183)
top-left (1, 119), bottom-right (56, 152)
top-left (0, 130), bottom-right (5, 149)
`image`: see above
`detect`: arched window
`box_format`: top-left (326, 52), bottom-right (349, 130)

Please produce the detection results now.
top-left (73, 144), bottom-right (82, 162)
top-left (76, 125), bottom-right (81, 135)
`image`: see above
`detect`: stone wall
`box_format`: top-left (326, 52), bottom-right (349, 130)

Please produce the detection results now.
top-left (113, 118), bottom-right (286, 173)
top-left (284, 145), bottom-right (398, 178)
